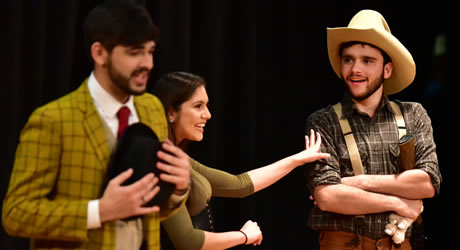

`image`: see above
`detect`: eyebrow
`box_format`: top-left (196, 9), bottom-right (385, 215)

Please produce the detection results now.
top-left (127, 44), bottom-right (156, 50)
top-left (362, 56), bottom-right (377, 61)
top-left (341, 54), bottom-right (378, 61)
top-left (191, 100), bottom-right (209, 106)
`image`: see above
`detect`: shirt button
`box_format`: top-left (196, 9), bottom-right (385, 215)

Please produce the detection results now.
top-left (377, 219), bottom-right (381, 223)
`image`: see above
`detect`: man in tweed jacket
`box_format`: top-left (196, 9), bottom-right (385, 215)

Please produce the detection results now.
top-left (2, 1), bottom-right (191, 249)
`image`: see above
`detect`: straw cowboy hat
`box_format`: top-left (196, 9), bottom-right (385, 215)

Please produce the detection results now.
top-left (327, 9), bottom-right (416, 95)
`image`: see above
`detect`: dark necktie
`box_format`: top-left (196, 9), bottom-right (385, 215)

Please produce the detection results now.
top-left (117, 106), bottom-right (130, 140)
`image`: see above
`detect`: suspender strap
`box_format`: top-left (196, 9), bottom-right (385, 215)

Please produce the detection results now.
top-left (332, 101), bottom-right (407, 175)
top-left (389, 101), bottom-right (406, 139)
top-left (332, 103), bottom-right (364, 175)
top-left (332, 101), bottom-right (409, 242)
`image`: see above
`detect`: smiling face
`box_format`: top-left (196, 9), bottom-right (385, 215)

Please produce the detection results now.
top-left (340, 43), bottom-right (393, 102)
top-left (169, 86), bottom-right (212, 144)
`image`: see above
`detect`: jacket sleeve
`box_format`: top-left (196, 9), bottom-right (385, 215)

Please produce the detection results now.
top-left (2, 107), bottom-right (89, 242)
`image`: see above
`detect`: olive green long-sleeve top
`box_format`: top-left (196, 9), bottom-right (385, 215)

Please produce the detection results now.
top-left (162, 158), bottom-right (254, 250)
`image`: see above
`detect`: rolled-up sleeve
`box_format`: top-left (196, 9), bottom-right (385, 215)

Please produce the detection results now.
top-left (305, 109), bottom-right (343, 193)
top-left (411, 103), bottom-right (442, 195)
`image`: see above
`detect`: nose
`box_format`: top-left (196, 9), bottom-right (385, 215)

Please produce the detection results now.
top-left (350, 61), bottom-right (363, 74)
top-left (140, 53), bottom-right (154, 70)
top-left (202, 107), bottom-right (212, 120)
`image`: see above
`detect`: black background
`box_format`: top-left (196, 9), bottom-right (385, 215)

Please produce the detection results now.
top-left (2, 1), bottom-right (459, 249)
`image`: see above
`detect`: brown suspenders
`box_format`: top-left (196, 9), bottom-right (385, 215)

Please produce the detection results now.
top-left (332, 101), bottom-right (408, 243)
top-left (332, 101), bottom-right (406, 175)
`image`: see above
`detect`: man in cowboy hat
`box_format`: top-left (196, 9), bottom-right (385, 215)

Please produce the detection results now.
top-left (304, 9), bottom-right (441, 249)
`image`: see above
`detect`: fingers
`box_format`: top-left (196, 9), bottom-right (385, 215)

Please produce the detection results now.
top-left (160, 140), bottom-right (188, 161)
top-left (123, 172), bottom-right (158, 205)
top-left (156, 155), bottom-right (185, 175)
top-left (305, 130), bottom-right (323, 151)
top-left (110, 168), bottom-right (134, 186)
top-left (255, 231), bottom-right (263, 246)
top-left (156, 143), bottom-right (191, 190)
top-left (137, 205), bottom-right (161, 215)
top-left (99, 170), bottom-right (160, 222)
top-left (157, 141), bottom-right (188, 172)
top-left (141, 178), bottom-right (160, 201)
top-left (318, 152), bottom-right (331, 159)
top-left (309, 129), bottom-right (316, 148)
top-left (141, 185), bottom-right (160, 205)
top-left (241, 220), bottom-right (253, 229)
top-left (133, 176), bottom-right (161, 215)
top-left (158, 171), bottom-right (186, 186)
top-left (309, 195), bottom-right (318, 205)
top-left (305, 135), bottom-right (309, 149)
top-left (127, 172), bottom-right (155, 193)
top-left (314, 132), bottom-right (322, 148)
top-left (157, 160), bottom-right (190, 189)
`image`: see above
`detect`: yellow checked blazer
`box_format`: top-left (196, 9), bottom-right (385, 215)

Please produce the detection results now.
top-left (3, 79), bottom-right (169, 250)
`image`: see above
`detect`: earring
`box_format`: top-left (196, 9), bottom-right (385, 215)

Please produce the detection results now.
top-left (169, 119), bottom-right (174, 123)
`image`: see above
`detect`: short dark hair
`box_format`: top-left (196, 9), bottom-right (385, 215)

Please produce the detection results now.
top-left (152, 72), bottom-right (206, 114)
top-left (339, 41), bottom-right (392, 65)
top-left (83, 0), bottom-right (159, 57)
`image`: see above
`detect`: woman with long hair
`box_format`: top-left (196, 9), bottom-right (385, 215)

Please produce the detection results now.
top-left (152, 72), bottom-right (329, 249)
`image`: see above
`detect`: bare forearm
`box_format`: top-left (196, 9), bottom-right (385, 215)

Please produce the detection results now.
top-left (248, 132), bottom-right (330, 193)
top-left (247, 156), bottom-right (298, 192)
top-left (341, 169), bottom-right (435, 199)
top-left (314, 184), bottom-right (397, 215)
top-left (202, 231), bottom-right (246, 250)
top-left (314, 184), bottom-right (423, 219)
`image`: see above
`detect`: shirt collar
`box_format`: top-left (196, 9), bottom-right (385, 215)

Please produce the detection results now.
top-left (87, 72), bottom-right (136, 118)
top-left (339, 92), bottom-right (393, 119)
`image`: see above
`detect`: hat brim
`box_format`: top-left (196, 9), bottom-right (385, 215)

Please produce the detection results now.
top-left (107, 122), bottom-right (174, 207)
top-left (327, 27), bottom-right (415, 95)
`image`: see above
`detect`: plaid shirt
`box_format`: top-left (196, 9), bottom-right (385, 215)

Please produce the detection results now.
top-left (305, 94), bottom-right (441, 240)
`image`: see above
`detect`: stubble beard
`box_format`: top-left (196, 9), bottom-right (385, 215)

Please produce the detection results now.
top-left (342, 71), bottom-right (385, 101)
top-left (107, 58), bottom-right (150, 96)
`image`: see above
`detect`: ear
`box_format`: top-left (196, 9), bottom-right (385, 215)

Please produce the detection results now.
top-left (383, 62), bottom-right (394, 80)
top-left (167, 107), bottom-right (178, 123)
top-left (90, 42), bottom-right (108, 67)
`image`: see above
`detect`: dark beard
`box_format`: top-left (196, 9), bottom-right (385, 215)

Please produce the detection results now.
top-left (107, 58), bottom-right (149, 96)
top-left (342, 71), bottom-right (384, 101)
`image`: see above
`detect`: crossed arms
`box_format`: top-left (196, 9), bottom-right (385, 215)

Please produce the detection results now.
top-left (314, 169), bottom-right (433, 220)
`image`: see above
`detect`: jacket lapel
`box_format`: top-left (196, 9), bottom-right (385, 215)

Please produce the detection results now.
top-left (76, 79), bottom-right (111, 164)
top-left (134, 95), bottom-right (168, 141)
top-left (135, 100), bottom-right (150, 125)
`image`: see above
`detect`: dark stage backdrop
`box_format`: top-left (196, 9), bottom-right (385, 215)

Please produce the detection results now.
top-left (2, 1), bottom-right (459, 249)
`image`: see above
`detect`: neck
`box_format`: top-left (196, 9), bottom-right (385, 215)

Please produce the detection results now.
top-left (352, 87), bottom-right (383, 118)
top-left (93, 68), bottom-right (130, 104)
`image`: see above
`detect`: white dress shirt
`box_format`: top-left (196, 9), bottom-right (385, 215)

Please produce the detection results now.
top-left (86, 72), bottom-right (139, 229)
top-left (85, 72), bottom-right (188, 230)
